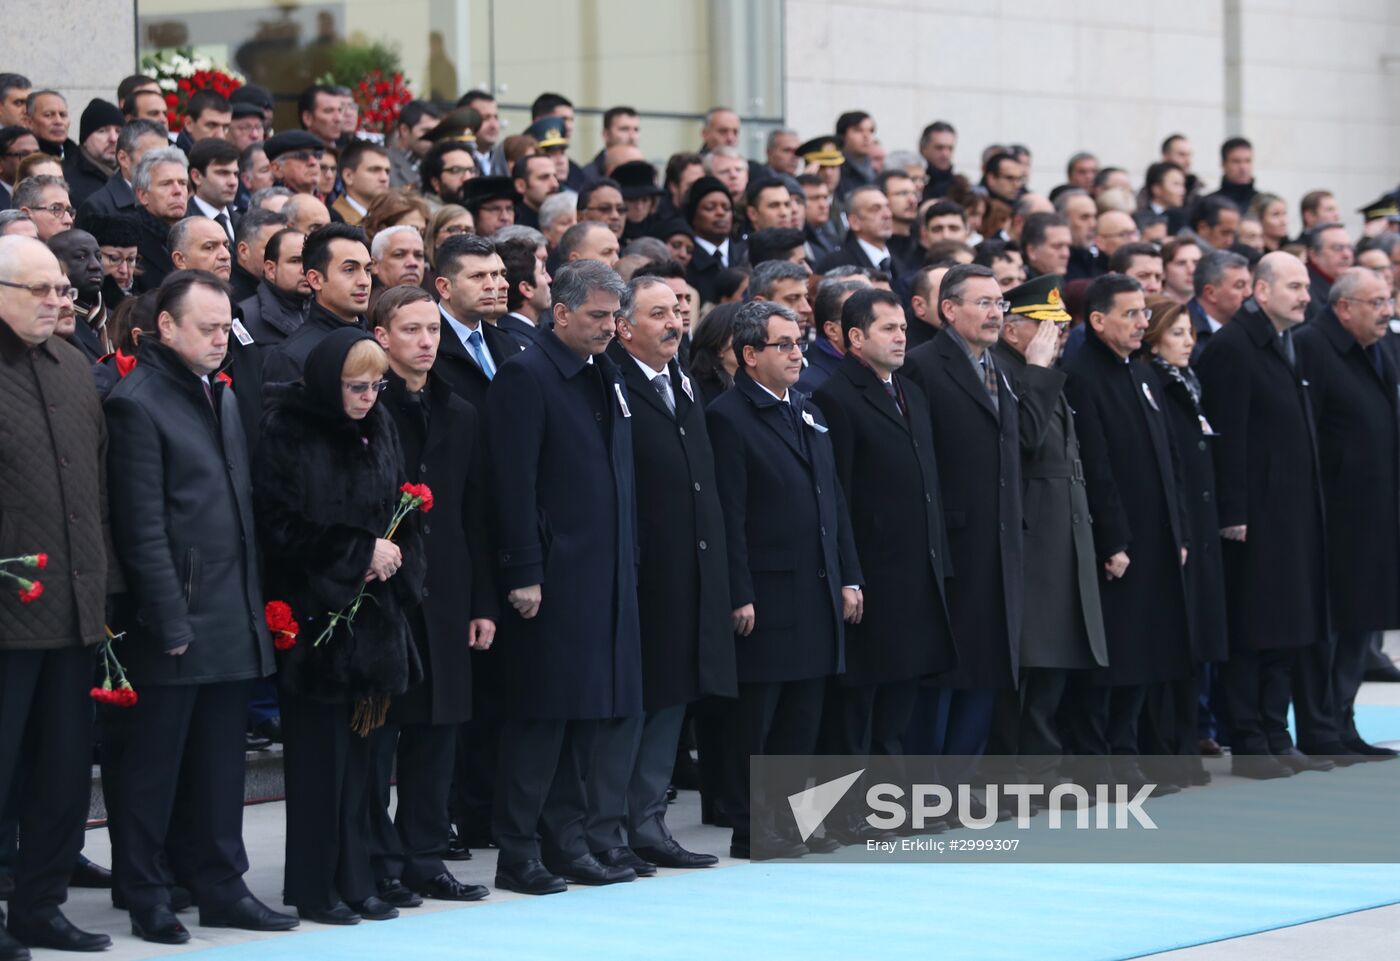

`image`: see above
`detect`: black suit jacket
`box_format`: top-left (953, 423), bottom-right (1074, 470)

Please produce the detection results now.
top-left (431, 310), bottom-right (527, 411)
top-left (902, 330), bottom-right (1021, 688)
top-left (261, 300), bottom-right (362, 385)
top-left (1196, 299), bottom-right (1328, 651)
top-left (497, 312), bottom-right (542, 350)
top-left (1064, 328), bottom-right (1192, 684)
top-left (76, 173), bottom-right (137, 226)
top-left (686, 236), bottom-right (748, 307)
top-left (812, 354), bottom-right (956, 685)
top-left (707, 371), bottom-right (861, 684)
top-left (814, 231), bottom-right (901, 280)
top-left (105, 340), bottom-right (274, 686)
top-left (484, 329), bottom-right (642, 720)
top-left (381, 371), bottom-right (498, 724)
top-left (610, 342), bottom-right (737, 709)
top-left (1296, 307), bottom-right (1400, 633)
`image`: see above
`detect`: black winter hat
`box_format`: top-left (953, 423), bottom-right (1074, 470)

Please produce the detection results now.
top-left (79, 99), bottom-right (124, 144)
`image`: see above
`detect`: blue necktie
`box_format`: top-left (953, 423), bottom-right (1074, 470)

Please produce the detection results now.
top-left (467, 328), bottom-right (495, 380)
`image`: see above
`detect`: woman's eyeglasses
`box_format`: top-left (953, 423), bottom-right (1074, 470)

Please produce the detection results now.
top-left (343, 380), bottom-right (389, 395)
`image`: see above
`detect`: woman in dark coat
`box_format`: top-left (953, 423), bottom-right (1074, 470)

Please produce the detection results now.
top-left (1142, 300), bottom-right (1228, 777)
top-left (688, 302), bottom-right (741, 405)
top-left (254, 327), bottom-right (423, 925)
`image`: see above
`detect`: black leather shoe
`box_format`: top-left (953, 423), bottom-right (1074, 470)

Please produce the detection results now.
top-left (130, 905), bottom-right (190, 945)
top-left (595, 847), bottom-right (655, 877)
top-left (545, 853), bottom-right (635, 885)
top-left (494, 859), bottom-right (566, 895)
top-left (69, 856), bottom-right (112, 889)
top-left (1275, 748), bottom-right (1335, 773)
top-left (374, 879), bottom-right (422, 908)
top-left (1345, 738), bottom-right (1399, 759)
top-left (444, 830), bottom-right (473, 861)
top-left (347, 896), bottom-right (398, 921)
top-left (113, 883), bottom-right (192, 912)
top-left (739, 835), bottom-right (808, 860)
top-left (1364, 659), bottom-right (1400, 682)
top-left (633, 838), bottom-right (719, 869)
top-left (252, 716), bottom-right (283, 743)
top-left (0, 925), bottom-right (30, 961)
top-left (7, 912), bottom-right (112, 952)
top-left (729, 839), bottom-right (751, 859)
top-left (802, 834), bottom-right (841, 854)
top-left (299, 902), bottom-right (360, 925)
top-left (1231, 754), bottom-right (1294, 779)
top-left (200, 894), bottom-right (299, 931)
top-left (412, 872), bottom-right (489, 902)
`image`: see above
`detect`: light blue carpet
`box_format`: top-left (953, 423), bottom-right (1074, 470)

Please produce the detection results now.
top-left (182, 705), bottom-right (1400, 961)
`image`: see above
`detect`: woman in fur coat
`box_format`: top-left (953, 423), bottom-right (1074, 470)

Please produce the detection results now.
top-left (254, 326), bottom-right (424, 925)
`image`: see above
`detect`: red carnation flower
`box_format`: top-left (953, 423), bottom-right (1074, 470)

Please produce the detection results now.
top-left (18, 581), bottom-right (43, 604)
top-left (33, 553), bottom-right (48, 569)
top-left (89, 686), bottom-right (106, 703)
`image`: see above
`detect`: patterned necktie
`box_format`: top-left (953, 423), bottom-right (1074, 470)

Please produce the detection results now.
top-left (980, 354), bottom-right (1000, 411)
top-left (467, 328), bottom-right (495, 380)
top-left (882, 377), bottom-right (904, 417)
top-left (652, 372), bottom-right (675, 415)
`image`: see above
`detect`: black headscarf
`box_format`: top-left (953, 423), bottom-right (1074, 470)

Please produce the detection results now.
top-left (302, 326), bottom-right (377, 418)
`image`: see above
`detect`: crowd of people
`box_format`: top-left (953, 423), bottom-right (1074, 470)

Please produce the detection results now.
top-left (1, 65), bottom-right (1400, 958)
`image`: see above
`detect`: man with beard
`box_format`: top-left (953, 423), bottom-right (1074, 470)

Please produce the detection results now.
top-left (47, 228), bottom-right (113, 360)
top-left (62, 100), bottom-right (123, 206)
top-left (419, 140), bottom-right (476, 210)
top-left (239, 228), bottom-right (309, 347)
top-left (389, 101), bottom-right (441, 189)
top-left (78, 120), bottom-right (169, 225)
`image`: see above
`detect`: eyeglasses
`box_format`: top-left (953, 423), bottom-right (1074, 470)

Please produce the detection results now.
top-left (439, 224), bottom-right (471, 236)
top-left (950, 296), bottom-right (1012, 314)
top-left (1342, 296), bottom-right (1396, 311)
top-left (343, 379), bottom-right (389, 394)
top-left (759, 340), bottom-right (808, 354)
top-left (585, 204), bottom-right (626, 216)
top-left (442, 166), bottom-right (475, 177)
top-left (0, 279), bottom-right (78, 300)
top-left (100, 252), bottom-right (139, 268)
top-left (34, 203), bottom-right (77, 220)
top-left (1123, 308), bottom-right (1153, 322)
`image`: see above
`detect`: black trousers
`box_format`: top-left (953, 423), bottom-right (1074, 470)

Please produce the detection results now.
top-left (725, 678), bottom-right (825, 846)
top-left (691, 696), bottom-right (731, 820)
top-left (1292, 635), bottom-right (1343, 752)
top-left (1138, 675), bottom-right (1206, 784)
top-left (102, 680), bottom-right (254, 913)
top-left (822, 678), bottom-right (919, 758)
top-left (450, 719), bottom-right (498, 843)
top-left (1063, 681), bottom-right (1148, 783)
top-left (280, 692), bottom-right (374, 912)
top-left (990, 668), bottom-right (1070, 786)
top-left (0, 646), bottom-right (95, 922)
top-left (492, 717), bottom-right (636, 865)
top-left (1223, 647), bottom-right (1294, 755)
top-left (624, 705), bottom-right (687, 849)
top-left (1333, 630), bottom-right (1377, 744)
top-left (367, 721), bottom-right (456, 886)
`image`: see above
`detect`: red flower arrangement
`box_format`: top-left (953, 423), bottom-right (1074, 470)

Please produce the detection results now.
top-left (354, 69), bottom-right (413, 134)
top-left (141, 48), bottom-right (244, 133)
top-left (92, 627), bottom-right (138, 708)
top-left (265, 600), bottom-right (300, 652)
top-left (1, 552), bottom-right (47, 604)
top-left (312, 483), bottom-right (433, 646)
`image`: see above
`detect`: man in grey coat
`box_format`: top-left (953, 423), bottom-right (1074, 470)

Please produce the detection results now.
top-left (989, 274), bottom-right (1108, 797)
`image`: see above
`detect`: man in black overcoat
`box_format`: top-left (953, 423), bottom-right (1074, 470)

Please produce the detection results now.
top-left (605, 277), bottom-right (736, 871)
top-left (1197, 252), bottom-right (1334, 778)
top-left (900, 264), bottom-right (1022, 758)
top-left (1295, 267), bottom-right (1400, 758)
top-left (707, 301), bottom-right (863, 859)
top-left (1062, 273), bottom-right (1193, 790)
top-left (484, 260), bottom-right (643, 894)
top-left (811, 287), bottom-right (957, 840)
top-left (104, 270), bottom-right (295, 943)
top-left (428, 234), bottom-right (525, 855)
top-left (365, 286), bottom-right (497, 907)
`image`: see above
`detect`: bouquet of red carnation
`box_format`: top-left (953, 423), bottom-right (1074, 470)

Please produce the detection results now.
top-left (354, 69), bottom-right (413, 134)
top-left (92, 627), bottom-right (138, 708)
top-left (0, 552), bottom-right (47, 604)
top-left (312, 483), bottom-right (433, 646)
top-left (140, 48), bottom-right (245, 132)
top-left (265, 600), bottom-right (300, 652)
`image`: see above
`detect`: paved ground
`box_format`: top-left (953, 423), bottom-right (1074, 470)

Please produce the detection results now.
top-left (26, 647), bottom-right (1400, 961)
